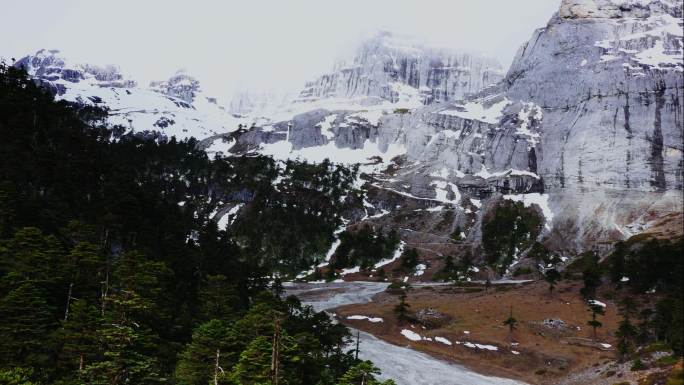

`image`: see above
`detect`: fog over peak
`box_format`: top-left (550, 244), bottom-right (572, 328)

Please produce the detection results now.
top-left (1, 0), bottom-right (560, 102)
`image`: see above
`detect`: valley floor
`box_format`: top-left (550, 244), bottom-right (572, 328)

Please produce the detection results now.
top-left (333, 280), bottom-right (634, 385)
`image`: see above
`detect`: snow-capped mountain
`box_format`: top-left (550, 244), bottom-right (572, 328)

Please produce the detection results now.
top-left (224, 31), bottom-right (506, 167)
top-left (149, 70), bottom-right (201, 104)
top-left (14, 0), bottom-right (684, 253)
top-left (296, 31), bottom-right (504, 106)
top-left (227, 0), bottom-right (683, 251)
top-left (15, 50), bottom-right (247, 143)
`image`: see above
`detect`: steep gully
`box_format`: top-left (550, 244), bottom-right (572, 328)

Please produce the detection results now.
top-left (285, 282), bottom-right (526, 385)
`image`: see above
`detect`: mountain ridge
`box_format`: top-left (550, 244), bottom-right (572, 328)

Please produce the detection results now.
top-left (12, 0), bottom-right (684, 261)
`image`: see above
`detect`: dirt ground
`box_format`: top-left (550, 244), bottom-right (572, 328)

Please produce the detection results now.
top-left (334, 280), bottom-right (632, 385)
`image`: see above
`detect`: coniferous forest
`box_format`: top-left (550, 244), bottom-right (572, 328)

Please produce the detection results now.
top-left (0, 64), bottom-right (395, 384)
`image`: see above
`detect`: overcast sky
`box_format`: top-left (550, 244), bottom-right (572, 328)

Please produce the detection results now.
top-left (1, 0), bottom-right (560, 102)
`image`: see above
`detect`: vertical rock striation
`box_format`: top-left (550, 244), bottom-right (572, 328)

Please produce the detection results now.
top-left (296, 31), bottom-right (504, 106)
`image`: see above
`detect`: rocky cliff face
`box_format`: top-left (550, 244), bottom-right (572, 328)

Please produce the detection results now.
top-left (14, 0), bottom-right (683, 257)
top-left (497, 0), bottom-right (683, 247)
top-left (14, 49), bottom-right (137, 94)
top-left (296, 31), bottom-right (504, 106)
top-left (386, 0), bottom-right (684, 250)
top-left (149, 70), bottom-right (201, 104)
top-left (230, 0), bottom-right (683, 253)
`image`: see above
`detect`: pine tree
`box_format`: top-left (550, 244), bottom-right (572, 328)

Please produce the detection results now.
top-left (399, 248), bottom-right (418, 271)
top-left (83, 251), bottom-right (169, 385)
top-left (337, 361), bottom-right (396, 385)
top-left (271, 276), bottom-right (284, 298)
top-left (175, 320), bottom-right (236, 385)
top-left (484, 278), bottom-right (492, 293)
top-left (229, 336), bottom-right (272, 385)
top-left (62, 242), bottom-right (104, 321)
top-left (527, 242), bottom-right (548, 280)
top-left (84, 322), bottom-right (164, 385)
top-left (587, 303), bottom-right (605, 342)
top-left (451, 226), bottom-right (462, 243)
top-left (198, 275), bottom-right (240, 323)
top-left (502, 306), bottom-right (518, 345)
top-left (0, 227), bottom-right (65, 295)
top-left (544, 269), bottom-right (561, 295)
top-left (609, 241), bottom-right (627, 287)
top-left (0, 282), bottom-right (56, 370)
top-left (459, 251), bottom-right (474, 280)
top-left (0, 367), bottom-right (38, 385)
top-left (56, 299), bottom-right (101, 374)
top-left (443, 255), bottom-right (455, 275)
top-left (616, 314), bottom-right (638, 360)
top-left (393, 291), bottom-right (410, 323)
top-left (580, 254), bottom-right (601, 299)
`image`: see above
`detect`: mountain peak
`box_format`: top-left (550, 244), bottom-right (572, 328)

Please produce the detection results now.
top-left (558, 0), bottom-right (682, 19)
top-left (14, 49), bottom-right (137, 91)
top-left (297, 31), bottom-right (504, 107)
top-left (149, 70), bottom-right (201, 104)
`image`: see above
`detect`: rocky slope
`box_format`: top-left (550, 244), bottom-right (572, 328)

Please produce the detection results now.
top-left (13, 0), bottom-right (683, 263)
top-left (296, 31), bottom-right (504, 106)
top-left (230, 0), bottom-right (683, 256)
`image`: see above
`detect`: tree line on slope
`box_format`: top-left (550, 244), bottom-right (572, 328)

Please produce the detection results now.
top-left (0, 63), bottom-right (393, 385)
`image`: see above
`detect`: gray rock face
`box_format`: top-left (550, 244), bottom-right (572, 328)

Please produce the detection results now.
top-left (15, 49), bottom-right (137, 92)
top-left (506, 0), bottom-right (683, 192)
top-left (233, 1), bottom-right (683, 251)
top-left (296, 31), bottom-right (504, 106)
top-left (14, 1), bottom-right (682, 254)
top-left (495, 0), bottom-right (683, 247)
top-left (149, 70), bottom-right (201, 104)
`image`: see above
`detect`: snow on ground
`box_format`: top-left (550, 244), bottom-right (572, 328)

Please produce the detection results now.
top-left (374, 241), bottom-right (406, 268)
top-left (371, 184), bottom-right (458, 204)
top-left (463, 342), bottom-right (499, 351)
top-left (206, 137), bottom-right (236, 156)
top-left (515, 103), bottom-right (542, 147)
top-left (430, 167), bottom-right (450, 179)
top-left (341, 266), bottom-right (361, 275)
top-left (347, 315), bottom-right (384, 323)
top-left (266, 87), bottom-right (423, 125)
top-left (588, 299), bottom-right (607, 308)
top-left (502, 193), bottom-right (554, 230)
top-left (414, 263), bottom-right (427, 277)
top-left (474, 167), bottom-right (540, 180)
top-left (594, 10), bottom-right (683, 70)
top-left (349, 109), bottom-right (386, 126)
top-left (260, 139), bottom-right (407, 168)
top-left (401, 329), bottom-right (423, 341)
top-left (286, 282), bottom-right (527, 385)
top-left (431, 180), bottom-right (461, 205)
top-left (56, 79), bottom-right (247, 141)
top-left (425, 205), bottom-right (445, 212)
top-left (439, 98), bottom-right (510, 124)
top-left (635, 39), bottom-right (683, 67)
top-left (435, 337), bottom-right (452, 346)
top-left (319, 223), bottom-right (348, 267)
top-left (216, 203), bottom-right (244, 230)
top-left (316, 114), bottom-right (338, 139)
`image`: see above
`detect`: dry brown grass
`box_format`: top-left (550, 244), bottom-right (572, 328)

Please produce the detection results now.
top-left (334, 280), bottom-right (623, 385)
